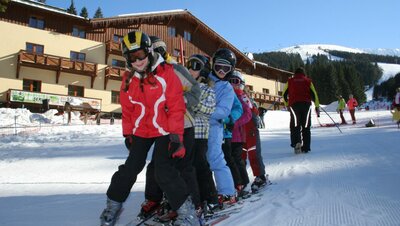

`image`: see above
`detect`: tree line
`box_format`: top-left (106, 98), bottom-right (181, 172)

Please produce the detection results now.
top-left (66, 0), bottom-right (103, 19)
top-left (373, 73), bottom-right (400, 101)
top-left (253, 52), bottom-right (385, 105)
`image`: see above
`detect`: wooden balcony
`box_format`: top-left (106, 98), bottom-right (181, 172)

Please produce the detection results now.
top-left (105, 40), bottom-right (122, 63)
top-left (17, 50), bottom-right (98, 88)
top-left (104, 66), bottom-right (126, 89)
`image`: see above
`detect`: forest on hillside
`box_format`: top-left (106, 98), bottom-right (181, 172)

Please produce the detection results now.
top-left (252, 51), bottom-right (400, 104)
top-left (373, 73), bottom-right (400, 100)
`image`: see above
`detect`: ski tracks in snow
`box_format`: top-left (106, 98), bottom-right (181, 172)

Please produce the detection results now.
top-left (224, 125), bottom-right (400, 226)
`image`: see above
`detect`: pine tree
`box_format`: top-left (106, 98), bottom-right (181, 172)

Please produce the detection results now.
top-left (66, 0), bottom-right (77, 15)
top-left (93, 7), bottom-right (103, 18)
top-left (0, 0), bottom-right (11, 13)
top-left (80, 7), bottom-right (88, 18)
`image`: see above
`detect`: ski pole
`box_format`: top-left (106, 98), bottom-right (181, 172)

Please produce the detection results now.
top-left (320, 107), bottom-right (343, 134)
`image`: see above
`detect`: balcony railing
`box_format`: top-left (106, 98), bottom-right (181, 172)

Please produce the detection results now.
top-left (17, 50), bottom-right (98, 88)
top-left (104, 66), bottom-right (127, 89)
top-left (249, 91), bottom-right (283, 104)
top-left (105, 40), bottom-right (122, 63)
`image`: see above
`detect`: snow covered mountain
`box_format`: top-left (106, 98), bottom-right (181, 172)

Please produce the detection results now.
top-left (277, 44), bottom-right (400, 100)
top-left (278, 44), bottom-right (400, 62)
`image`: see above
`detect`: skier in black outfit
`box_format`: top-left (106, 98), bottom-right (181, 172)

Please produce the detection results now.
top-left (283, 67), bottom-right (320, 154)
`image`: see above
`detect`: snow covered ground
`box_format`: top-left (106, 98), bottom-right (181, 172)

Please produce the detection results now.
top-left (0, 108), bottom-right (399, 226)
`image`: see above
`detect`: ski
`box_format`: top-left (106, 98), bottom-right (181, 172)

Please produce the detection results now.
top-left (204, 205), bottom-right (243, 220)
top-left (205, 214), bottom-right (230, 226)
top-left (125, 200), bottom-right (168, 226)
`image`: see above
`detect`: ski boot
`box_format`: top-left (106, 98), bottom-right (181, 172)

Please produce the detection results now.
top-left (174, 196), bottom-right (200, 226)
top-left (137, 199), bottom-right (161, 220)
top-left (294, 142), bottom-right (302, 154)
top-left (217, 194), bottom-right (237, 209)
top-left (100, 198), bottom-right (123, 226)
top-left (236, 185), bottom-right (250, 199)
top-left (251, 175), bottom-right (268, 193)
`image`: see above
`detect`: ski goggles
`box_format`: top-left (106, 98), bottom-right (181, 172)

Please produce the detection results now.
top-left (229, 77), bottom-right (242, 85)
top-left (213, 63), bottom-right (232, 74)
top-left (153, 47), bottom-right (166, 58)
top-left (186, 60), bottom-right (203, 71)
top-left (128, 50), bottom-right (148, 62)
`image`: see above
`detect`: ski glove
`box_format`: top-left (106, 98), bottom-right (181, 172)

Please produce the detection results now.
top-left (315, 107), bottom-right (320, 117)
top-left (124, 135), bottom-right (134, 151)
top-left (168, 134), bottom-right (185, 158)
top-left (224, 115), bottom-right (235, 132)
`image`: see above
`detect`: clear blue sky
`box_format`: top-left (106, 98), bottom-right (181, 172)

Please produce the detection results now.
top-left (47, 0), bottom-right (399, 53)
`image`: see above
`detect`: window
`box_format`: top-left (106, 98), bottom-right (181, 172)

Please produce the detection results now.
top-left (112, 59), bottom-right (126, 68)
top-left (184, 31), bottom-right (191, 41)
top-left (72, 26), bottom-right (86, 38)
top-left (113, 34), bottom-right (123, 43)
top-left (23, 79), bottom-right (41, 92)
top-left (68, 85), bottom-right (84, 97)
top-left (70, 51), bottom-right (86, 61)
top-left (167, 26), bottom-right (176, 37)
top-left (278, 91), bottom-right (283, 96)
top-left (111, 91), bottom-right (120, 104)
top-left (26, 43), bottom-right (44, 54)
top-left (29, 16), bottom-right (44, 29)
top-left (246, 85), bottom-right (254, 91)
top-left (262, 88), bottom-right (270, 94)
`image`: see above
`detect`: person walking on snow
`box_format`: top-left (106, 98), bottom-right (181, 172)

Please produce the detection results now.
top-left (283, 67), bottom-right (320, 154)
top-left (99, 31), bottom-right (198, 226)
top-left (207, 48), bottom-right (237, 206)
top-left (347, 94), bottom-right (358, 124)
top-left (337, 95), bottom-right (347, 125)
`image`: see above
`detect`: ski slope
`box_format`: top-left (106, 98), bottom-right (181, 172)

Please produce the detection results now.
top-left (0, 108), bottom-right (399, 226)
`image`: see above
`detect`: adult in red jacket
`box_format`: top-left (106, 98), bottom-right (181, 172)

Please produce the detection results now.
top-left (100, 31), bottom-right (199, 226)
top-left (347, 94), bottom-right (358, 124)
top-left (283, 67), bottom-right (320, 154)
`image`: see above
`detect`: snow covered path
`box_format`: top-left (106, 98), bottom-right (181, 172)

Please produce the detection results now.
top-left (0, 110), bottom-right (399, 226)
top-left (226, 116), bottom-right (400, 226)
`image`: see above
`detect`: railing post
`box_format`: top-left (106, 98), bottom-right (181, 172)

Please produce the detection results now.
top-left (14, 115), bottom-right (17, 136)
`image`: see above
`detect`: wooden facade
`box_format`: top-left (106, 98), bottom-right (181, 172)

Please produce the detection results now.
top-left (0, 0), bottom-right (292, 112)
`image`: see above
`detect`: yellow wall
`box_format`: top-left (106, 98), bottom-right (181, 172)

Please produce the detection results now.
top-left (0, 21), bottom-right (284, 113)
top-left (0, 21), bottom-right (122, 113)
top-left (243, 73), bottom-right (279, 95)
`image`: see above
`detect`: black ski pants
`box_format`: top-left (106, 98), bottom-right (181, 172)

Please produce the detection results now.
top-left (145, 127), bottom-right (201, 208)
top-left (222, 138), bottom-right (242, 187)
top-left (289, 102), bottom-right (312, 151)
top-left (231, 142), bottom-right (249, 186)
top-left (193, 138), bottom-right (218, 204)
top-left (106, 135), bottom-right (188, 211)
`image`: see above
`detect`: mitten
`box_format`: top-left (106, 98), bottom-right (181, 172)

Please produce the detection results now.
top-left (124, 135), bottom-right (133, 151)
top-left (169, 134), bottom-right (186, 158)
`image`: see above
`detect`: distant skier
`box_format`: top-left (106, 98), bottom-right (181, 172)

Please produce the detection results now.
top-left (347, 94), bottom-right (358, 124)
top-left (336, 95), bottom-right (347, 125)
top-left (394, 87), bottom-right (400, 109)
top-left (258, 106), bottom-right (267, 128)
top-left (283, 67), bottom-right (320, 154)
